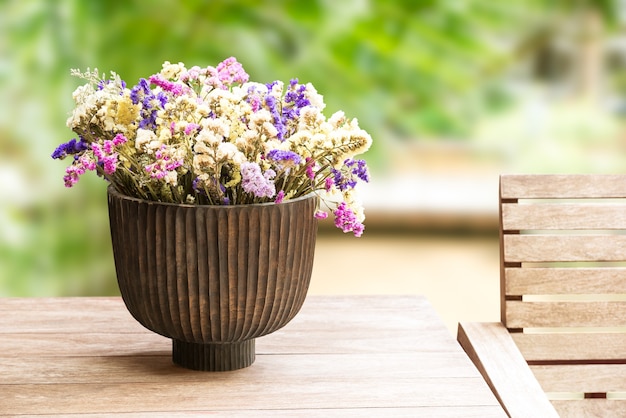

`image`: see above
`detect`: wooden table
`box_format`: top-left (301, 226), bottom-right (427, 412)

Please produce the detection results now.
top-left (0, 295), bottom-right (506, 417)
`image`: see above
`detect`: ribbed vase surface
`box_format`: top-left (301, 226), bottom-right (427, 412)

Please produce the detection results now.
top-left (107, 186), bottom-right (318, 371)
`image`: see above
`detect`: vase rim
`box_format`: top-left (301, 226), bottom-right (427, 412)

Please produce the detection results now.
top-left (107, 185), bottom-right (317, 209)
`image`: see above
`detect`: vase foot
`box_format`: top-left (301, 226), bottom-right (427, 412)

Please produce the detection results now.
top-left (172, 339), bottom-right (255, 371)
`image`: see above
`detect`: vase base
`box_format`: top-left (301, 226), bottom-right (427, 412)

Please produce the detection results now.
top-left (172, 339), bottom-right (255, 371)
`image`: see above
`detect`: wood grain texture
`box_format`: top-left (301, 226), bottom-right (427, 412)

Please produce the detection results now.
top-left (457, 322), bottom-right (559, 418)
top-left (531, 363), bottom-right (626, 393)
top-left (6, 408), bottom-right (503, 418)
top-left (503, 234), bottom-right (626, 263)
top-left (499, 174), bottom-right (626, 199)
top-left (0, 296), bottom-right (507, 417)
top-left (505, 267), bottom-right (626, 295)
top-left (551, 400), bottom-right (626, 418)
top-left (502, 203), bottom-right (626, 230)
top-left (512, 333), bottom-right (626, 362)
top-left (505, 300), bottom-right (626, 328)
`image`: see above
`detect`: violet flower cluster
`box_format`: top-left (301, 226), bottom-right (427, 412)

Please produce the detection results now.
top-left (52, 57), bottom-right (372, 236)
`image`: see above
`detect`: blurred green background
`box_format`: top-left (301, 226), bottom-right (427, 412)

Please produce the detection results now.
top-left (2, 0), bottom-right (626, 297)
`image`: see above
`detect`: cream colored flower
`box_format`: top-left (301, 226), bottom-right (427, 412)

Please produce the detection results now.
top-left (160, 61), bottom-right (186, 80)
top-left (135, 129), bottom-right (157, 151)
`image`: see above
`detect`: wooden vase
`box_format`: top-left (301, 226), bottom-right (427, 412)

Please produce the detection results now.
top-left (107, 186), bottom-right (318, 371)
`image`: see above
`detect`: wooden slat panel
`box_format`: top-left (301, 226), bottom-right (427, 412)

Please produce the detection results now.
top-left (502, 203), bottom-right (626, 230)
top-left (503, 235), bottom-right (626, 263)
top-left (500, 174), bottom-right (626, 199)
top-left (505, 267), bottom-right (626, 295)
top-left (531, 363), bottom-right (626, 393)
top-left (512, 333), bottom-right (626, 362)
top-left (551, 399), bottom-right (626, 418)
top-left (505, 301), bottom-right (626, 328)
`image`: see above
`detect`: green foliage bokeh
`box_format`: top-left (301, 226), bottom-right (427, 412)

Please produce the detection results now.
top-left (1, 0), bottom-right (618, 295)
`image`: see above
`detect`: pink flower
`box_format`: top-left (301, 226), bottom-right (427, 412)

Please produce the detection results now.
top-left (216, 57), bottom-right (249, 87)
top-left (333, 202), bottom-right (364, 237)
top-left (240, 162), bottom-right (276, 198)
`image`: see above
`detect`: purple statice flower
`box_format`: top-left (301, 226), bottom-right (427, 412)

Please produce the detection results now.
top-left (331, 167), bottom-right (356, 191)
top-left (265, 94), bottom-right (286, 141)
top-left (192, 177), bottom-right (205, 194)
top-left (149, 74), bottom-right (185, 96)
top-left (330, 159), bottom-right (370, 191)
top-left (263, 80), bottom-right (310, 140)
top-left (333, 201), bottom-right (364, 237)
top-left (216, 57), bottom-right (249, 87)
top-left (283, 79), bottom-right (310, 120)
top-left (240, 162), bottom-right (276, 198)
top-left (130, 78), bottom-right (150, 105)
top-left (51, 137), bottom-right (89, 160)
top-left (131, 79), bottom-right (168, 129)
top-left (266, 149), bottom-right (301, 169)
top-left (347, 158), bottom-right (369, 182)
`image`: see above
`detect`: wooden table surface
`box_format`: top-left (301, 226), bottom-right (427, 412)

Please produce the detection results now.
top-left (0, 295), bottom-right (506, 417)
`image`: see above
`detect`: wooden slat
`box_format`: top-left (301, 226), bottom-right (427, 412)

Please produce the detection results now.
top-left (0, 352), bottom-right (479, 386)
top-left (502, 203), bottom-right (626, 230)
top-left (7, 408), bottom-right (506, 418)
top-left (531, 363), bottom-right (626, 393)
top-left (500, 174), bottom-right (626, 199)
top-left (0, 296), bottom-right (455, 356)
top-left (457, 322), bottom-right (559, 417)
top-left (503, 234), bottom-right (626, 263)
top-left (551, 399), bottom-right (626, 418)
top-left (505, 267), bottom-right (626, 295)
top-left (0, 378), bottom-right (502, 416)
top-left (512, 333), bottom-right (626, 362)
top-left (505, 300), bottom-right (626, 328)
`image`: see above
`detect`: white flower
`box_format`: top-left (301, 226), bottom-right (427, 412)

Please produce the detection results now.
top-left (305, 83), bottom-right (325, 110)
top-left (217, 142), bottom-right (245, 165)
top-left (135, 129), bottom-right (157, 151)
top-left (160, 61), bottom-right (186, 80)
